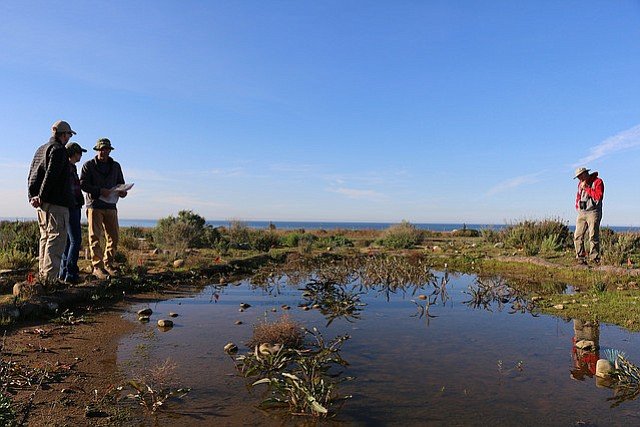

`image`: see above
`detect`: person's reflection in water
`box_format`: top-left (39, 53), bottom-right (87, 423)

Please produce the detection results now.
top-left (571, 319), bottom-right (600, 380)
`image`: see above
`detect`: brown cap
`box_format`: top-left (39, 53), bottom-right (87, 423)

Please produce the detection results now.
top-left (94, 138), bottom-right (114, 151)
top-left (51, 120), bottom-right (76, 135)
top-left (65, 142), bottom-right (87, 156)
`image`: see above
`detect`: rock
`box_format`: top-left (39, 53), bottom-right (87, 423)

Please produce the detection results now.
top-left (432, 246), bottom-right (442, 252)
top-left (240, 303), bottom-right (251, 309)
top-left (137, 308), bottom-right (152, 316)
top-left (553, 304), bottom-right (564, 310)
top-left (138, 315), bottom-right (150, 322)
top-left (258, 343), bottom-right (283, 355)
top-left (151, 248), bottom-right (160, 255)
top-left (173, 259), bottom-right (185, 268)
top-left (596, 359), bottom-right (614, 378)
top-left (224, 342), bottom-right (238, 354)
top-left (301, 306), bottom-right (310, 311)
top-left (281, 305), bottom-right (291, 310)
top-left (169, 312), bottom-right (178, 317)
top-left (219, 277), bottom-right (226, 284)
top-left (417, 295), bottom-right (427, 300)
top-left (235, 320), bottom-right (243, 325)
top-left (271, 308), bottom-right (277, 312)
top-left (312, 304), bottom-right (321, 309)
top-left (575, 340), bottom-right (595, 350)
top-left (157, 319), bottom-right (173, 328)
top-left (238, 308), bottom-right (244, 312)
top-left (493, 242), bottom-right (504, 248)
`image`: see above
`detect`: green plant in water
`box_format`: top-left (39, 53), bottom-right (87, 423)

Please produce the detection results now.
top-left (123, 359), bottom-right (190, 413)
top-left (235, 328), bottom-right (352, 418)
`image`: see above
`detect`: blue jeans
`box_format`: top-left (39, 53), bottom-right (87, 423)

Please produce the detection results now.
top-left (59, 207), bottom-right (82, 281)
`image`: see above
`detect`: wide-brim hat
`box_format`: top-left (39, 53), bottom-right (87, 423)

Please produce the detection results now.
top-left (94, 138), bottom-right (114, 151)
top-left (574, 167), bottom-right (590, 179)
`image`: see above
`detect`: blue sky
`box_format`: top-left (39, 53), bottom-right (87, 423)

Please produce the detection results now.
top-left (1, 1), bottom-right (639, 225)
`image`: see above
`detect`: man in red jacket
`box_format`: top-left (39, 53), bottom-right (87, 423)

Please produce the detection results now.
top-left (573, 167), bottom-right (604, 264)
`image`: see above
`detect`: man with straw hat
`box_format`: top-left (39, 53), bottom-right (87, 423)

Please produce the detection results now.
top-left (573, 167), bottom-right (604, 265)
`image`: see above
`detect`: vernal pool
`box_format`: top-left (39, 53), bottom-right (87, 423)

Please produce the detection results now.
top-left (118, 262), bottom-right (640, 426)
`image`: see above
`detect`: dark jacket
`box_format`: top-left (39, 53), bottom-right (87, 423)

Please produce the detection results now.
top-left (80, 156), bottom-right (125, 210)
top-left (69, 162), bottom-right (84, 208)
top-left (27, 137), bottom-right (73, 207)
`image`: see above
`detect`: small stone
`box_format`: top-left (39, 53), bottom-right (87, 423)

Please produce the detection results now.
top-left (432, 246), bottom-right (442, 252)
top-left (302, 306), bottom-right (310, 311)
top-left (312, 304), bottom-right (321, 309)
top-left (151, 248), bottom-right (161, 255)
top-left (224, 342), bottom-right (238, 354)
top-left (235, 320), bottom-right (243, 325)
top-left (61, 388), bottom-right (77, 394)
top-left (553, 304), bottom-right (564, 310)
top-left (138, 315), bottom-right (150, 322)
top-left (169, 312), bottom-right (178, 317)
top-left (258, 343), bottom-right (282, 355)
top-left (240, 303), bottom-right (251, 309)
top-left (596, 359), bottom-right (614, 378)
top-left (157, 319), bottom-right (173, 328)
top-left (219, 277), bottom-right (226, 284)
top-left (271, 308), bottom-right (277, 312)
top-left (238, 308), bottom-right (244, 312)
top-left (417, 295), bottom-right (427, 300)
top-left (137, 308), bottom-right (153, 316)
top-left (173, 259), bottom-right (185, 268)
top-left (281, 305), bottom-right (291, 310)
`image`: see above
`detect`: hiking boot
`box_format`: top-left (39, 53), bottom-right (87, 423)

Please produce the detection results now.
top-left (92, 268), bottom-right (109, 280)
top-left (104, 266), bottom-right (119, 276)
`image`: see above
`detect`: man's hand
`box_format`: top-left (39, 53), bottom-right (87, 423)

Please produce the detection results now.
top-left (29, 196), bottom-right (41, 208)
top-left (118, 191), bottom-right (128, 198)
top-left (100, 188), bottom-right (111, 197)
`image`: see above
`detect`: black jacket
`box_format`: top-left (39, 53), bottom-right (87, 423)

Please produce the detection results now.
top-left (80, 156), bottom-right (125, 209)
top-left (27, 137), bottom-right (73, 207)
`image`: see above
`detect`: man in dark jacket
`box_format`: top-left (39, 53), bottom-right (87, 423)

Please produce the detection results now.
top-left (59, 142), bottom-right (87, 284)
top-left (80, 138), bottom-right (127, 279)
top-left (28, 120), bottom-right (76, 283)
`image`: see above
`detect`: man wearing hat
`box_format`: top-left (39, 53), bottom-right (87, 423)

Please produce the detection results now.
top-left (59, 142), bottom-right (87, 284)
top-left (80, 138), bottom-right (127, 279)
top-left (573, 167), bottom-right (604, 264)
top-left (28, 120), bottom-right (76, 283)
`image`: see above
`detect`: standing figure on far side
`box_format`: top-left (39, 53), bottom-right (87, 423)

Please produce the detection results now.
top-left (573, 167), bottom-right (604, 265)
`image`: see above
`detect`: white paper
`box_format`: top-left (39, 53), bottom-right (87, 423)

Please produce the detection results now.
top-left (99, 183), bottom-right (134, 204)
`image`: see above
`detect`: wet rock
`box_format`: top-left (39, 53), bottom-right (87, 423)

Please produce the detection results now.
top-left (312, 304), bottom-right (321, 309)
top-left (224, 342), bottom-right (238, 354)
top-left (301, 306), bottom-right (310, 311)
top-left (240, 303), bottom-right (251, 309)
top-left (553, 304), bottom-right (564, 310)
top-left (173, 259), bottom-right (185, 268)
top-left (281, 305), bottom-right (291, 310)
top-left (575, 340), bottom-right (595, 350)
top-left (157, 319), bottom-right (173, 328)
top-left (169, 312), bottom-right (178, 317)
top-left (137, 308), bottom-right (153, 316)
top-left (417, 295), bottom-right (427, 300)
top-left (238, 308), bottom-right (244, 312)
top-left (259, 343), bottom-right (282, 355)
top-left (596, 359), bottom-right (613, 378)
top-left (271, 308), bottom-right (277, 312)
top-left (138, 315), bottom-right (150, 322)
top-left (235, 320), bottom-right (243, 325)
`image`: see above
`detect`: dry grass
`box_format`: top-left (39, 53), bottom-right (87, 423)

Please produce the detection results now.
top-left (247, 315), bottom-right (303, 349)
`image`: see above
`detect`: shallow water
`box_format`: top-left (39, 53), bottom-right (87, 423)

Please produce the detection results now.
top-left (118, 271), bottom-right (640, 426)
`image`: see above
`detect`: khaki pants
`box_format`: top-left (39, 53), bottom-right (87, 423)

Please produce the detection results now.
top-left (37, 203), bottom-right (69, 282)
top-left (87, 208), bottom-right (119, 269)
top-left (574, 209), bottom-right (602, 261)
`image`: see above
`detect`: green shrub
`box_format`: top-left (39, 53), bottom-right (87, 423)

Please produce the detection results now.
top-left (0, 248), bottom-right (37, 270)
top-left (602, 232), bottom-right (640, 266)
top-left (319, 235), bottom-right (354, 248)
top-left (480, 228), bottom-right (501, 243)
top-left (249, 230), bottom-right (280, 252)
top-left (540, 233), bottom-right (563, 254)
top-left (451, 224), bottom-right (480, 237)
top-left (378, 221), bottom-right (423, 249)
top-left (503, 218), bottom-right (570, 250)
top-left (227, 220), bottom-right (252, 249)
top-left (153, 210), bottom-right (221, 250)
top-left (280, 232), bottom-right (303, 248)
top-left (0, 220), bottom-right (39, 256)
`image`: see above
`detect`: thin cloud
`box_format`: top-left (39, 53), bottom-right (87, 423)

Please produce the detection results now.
top-left (486, 172), bottom-right (543, 196)
top-left (575, 124), bottom-right (640, 166)
top-left (328, 187), bottom-right (385, 201)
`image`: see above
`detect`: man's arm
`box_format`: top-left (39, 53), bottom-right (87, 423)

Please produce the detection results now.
top-left (39, 146), bottom-right (65, 201)
top-left (584, 179), bottom-right (604, 202)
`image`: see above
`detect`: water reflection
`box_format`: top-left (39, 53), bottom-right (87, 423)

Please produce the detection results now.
top-left (571, 319), bottom-right (600, 381)
top-left (299, 280), bottom-right (365, 326)
top-left (462, 276), bottom-right (539, 316)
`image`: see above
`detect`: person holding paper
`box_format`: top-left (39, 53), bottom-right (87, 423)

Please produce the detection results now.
top-left (80, 138), bottom-right (128, 279)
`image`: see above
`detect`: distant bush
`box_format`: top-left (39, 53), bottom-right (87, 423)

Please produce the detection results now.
top-left (280, 232), bottom-right (303, 248)
top-left (319, 235), bottom-right (354, 248)
top-left (377, 221), bottom-right (423, 249)
top-left (249, 230), bottom-right (280, 252)
top-left (503, 218), bottom-right (570, 251)
top-left (153, 210), bottom-right (221, 251)
top-left (227, 220), bottom-right (252, 249)
top-left (480, 228), bottom-right (501, 243)
top-left (451, 224), bottom-right (480, 237)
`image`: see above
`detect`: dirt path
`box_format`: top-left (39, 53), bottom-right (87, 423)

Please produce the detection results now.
top-left (2, 302), bottom-right (142, 426)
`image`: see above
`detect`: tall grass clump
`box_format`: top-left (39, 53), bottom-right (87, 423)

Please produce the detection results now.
top-left (0, 220), bottom-right (39, 255)
top-left (377, 221), bottom-right (423, 249)
top-left (503, 218), bottom-right (570, 252)
top-left (153, 210), bottom-right (221, 252)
